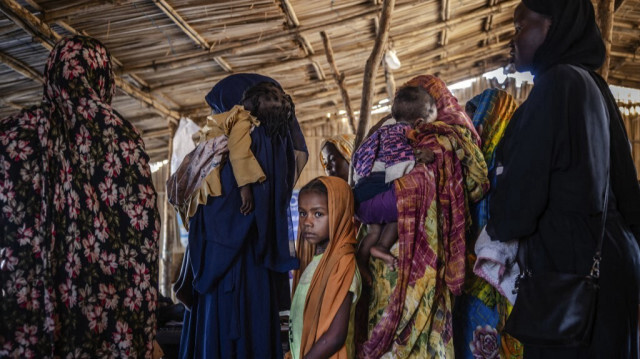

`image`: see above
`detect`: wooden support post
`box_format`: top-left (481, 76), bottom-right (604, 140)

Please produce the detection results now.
top-left (320, 31), bottom-right (356, 134)
top-left (354, 0), bottom-right (395, 151)
top-left (597, 0), bottom-right (615, 81)
top-left (160, 121), bottom-right (178, 296)
top-left (0, 50), bottom-right (44, 83)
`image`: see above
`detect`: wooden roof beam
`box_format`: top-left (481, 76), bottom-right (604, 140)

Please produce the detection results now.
top-left (609, 77), bottom-right (640, 90)
top-left (275, 0), bottom-right (325, 81)
top-left (152, 0), bottom-right (232, 73)
top-left (0, 50), bottom-right (44, 84)
top-left (611, 49), bottom-right (640, 61)
top-left (42, 1), bottom-right (119, 22)
top-left (142, 128), bottom-right (172, 140)
top-left (483, 0), bottom-right (499, 46)
top-left (439, 0), bottom-right (450, 46)
top-left (121, 0), bottom-right (519, 76)
top-left (0, 0), bottom-right (180, 123)
top-left (153, 0), bottom-right (209, 49)
top-left (280, 0), bottom-right (300, 27)
top-left (597, 0), bottom-right (615, 80)
top-left (152, 21), bottom-right (513, 97)
top-left (0, 98), bottom-right (25, 110)
top-left (615, 0), bottom-right (630, 12)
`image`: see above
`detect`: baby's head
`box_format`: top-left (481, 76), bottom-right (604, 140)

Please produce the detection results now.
top-left (392, 86), bottom-right (437, 126)
top-left (241, 81), bottom-right (294, 137)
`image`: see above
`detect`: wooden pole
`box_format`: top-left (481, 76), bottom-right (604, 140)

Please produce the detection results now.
top-left (354, 0), bottom-right (395, 151)
top-left (597, 0), bottom-right (615, 81)
top-left (320, 31), bottom-right (357, 134)
top-left (160, 121), bottom-right (177, 296)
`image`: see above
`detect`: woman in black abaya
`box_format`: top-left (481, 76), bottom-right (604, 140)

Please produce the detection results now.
top-left (487, 0), bottom-right (640, 357)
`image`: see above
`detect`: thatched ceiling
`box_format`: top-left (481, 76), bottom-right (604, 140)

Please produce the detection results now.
top-left (0, 0), bottom-right (638, 161)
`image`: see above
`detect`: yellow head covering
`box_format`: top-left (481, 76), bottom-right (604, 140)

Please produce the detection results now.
top-left (319, 134), bottom-right (355, 169)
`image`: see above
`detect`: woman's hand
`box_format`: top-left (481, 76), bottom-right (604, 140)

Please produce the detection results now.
top-left (239, 185), bottom-right (254, 215)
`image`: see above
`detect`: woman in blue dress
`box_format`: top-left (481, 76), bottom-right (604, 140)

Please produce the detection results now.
top-left (179, 74), bottom-right (308, 358)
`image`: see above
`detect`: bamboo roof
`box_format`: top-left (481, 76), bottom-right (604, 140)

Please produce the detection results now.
top-left (0, 0), bottom-right (638, 161)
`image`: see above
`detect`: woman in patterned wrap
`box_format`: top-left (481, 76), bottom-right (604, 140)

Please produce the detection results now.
top-left (361, 74), bottom-right (489, 358)
top-left (0, 36), bottom-right (160, 358)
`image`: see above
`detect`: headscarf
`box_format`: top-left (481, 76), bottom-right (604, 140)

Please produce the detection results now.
top-left (0, 36), bottom-right (159, 357)
top-left (299, 176), bottom-right (357, 359)
top-left (470, 89), bottom-right (518, 236)
top-left (292, 134), bottom-right (354, 297)
top-left (361, 75), bottom-right (489, 358)
top-left (522, 0), bottom-right (605, 76)
top-left (319, 134), bottom-right (356, 169)
top-left (523, 0), bottom-right (640, 227)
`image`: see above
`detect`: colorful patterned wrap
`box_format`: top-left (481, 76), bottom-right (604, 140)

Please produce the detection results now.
top-left (361, 75), bottom-right (489, 358)
top-left (352, 121), bottom-right (415, 183)
top-left (453, 89), bottom-right (523, 359)
top-left (0, 36), bottom-right (159, 358)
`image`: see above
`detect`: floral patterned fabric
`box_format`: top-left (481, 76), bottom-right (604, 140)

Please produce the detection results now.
top-left (453, 89), bottom-right (523, 359)
top-left (0, 36), bottom-right (159, 358)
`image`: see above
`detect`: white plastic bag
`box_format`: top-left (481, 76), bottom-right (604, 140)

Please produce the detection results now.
top-left (170, 117), bottom-right (201, 175)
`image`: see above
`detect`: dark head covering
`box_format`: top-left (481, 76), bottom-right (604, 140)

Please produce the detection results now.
top-left (522, 0), bottom-right (605, 76)
top-left (206, 73), bottom-right (277, 114)
top-left (523, 0), bottom-right (640, 228)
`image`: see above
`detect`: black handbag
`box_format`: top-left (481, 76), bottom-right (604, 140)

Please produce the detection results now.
top-left (503, 179), bottom-right (609, 347)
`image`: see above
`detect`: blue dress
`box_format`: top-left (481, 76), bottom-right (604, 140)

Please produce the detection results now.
top-left (179, 73), bottom-right (307, 359)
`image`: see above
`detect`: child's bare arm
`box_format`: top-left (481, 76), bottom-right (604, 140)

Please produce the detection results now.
top-left (303, 293), bottom-right (353, 359)
top-left (239, 185), bottom-right (253, 215)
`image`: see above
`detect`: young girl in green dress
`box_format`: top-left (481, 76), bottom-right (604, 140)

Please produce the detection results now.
top-left (288, 177), bottom-right (361, 359)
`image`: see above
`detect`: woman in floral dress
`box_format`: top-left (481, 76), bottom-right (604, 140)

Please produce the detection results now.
top-left (0, 36), bottom-right (159, 358)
